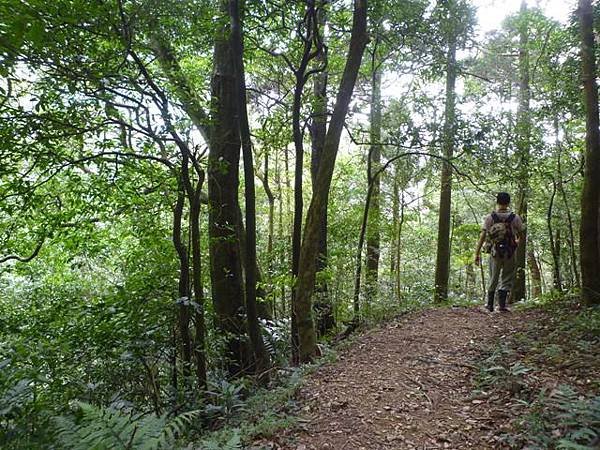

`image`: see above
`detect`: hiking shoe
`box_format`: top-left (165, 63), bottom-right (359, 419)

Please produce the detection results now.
top-left (498, 307), bottom-right (510, 313)
top-left (486, 291), bottom-right (495, 312)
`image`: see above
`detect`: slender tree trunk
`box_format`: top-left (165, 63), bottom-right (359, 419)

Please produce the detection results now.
top-left (558, 166), bottom-right (580, 289)
top-left (148, 23), bottom-right (209, 389)
top-left (179, 150), bottom-right (207, 390)
top-left (172, 174), bottom-right (192, 380)
top-left (578, 0), bottom-right (600, 305)
top-left (527, 243), bottom-right (542, 298)
top-left (547, 179), bottom-right (562, 291)
top-left (263, 153), bottom-right (275, 261)
top-left (283, 147), bottom-right (291, 309)
top-left (396, 192), bottom-right (405, 300)
top-left (555, 229), bottom-right (561, 288)
top-left (353, 169), bottom-right (377, 320)
top-left (235, 205), bottom-right (271, 320)
top-left (208, 0), bottom-right (251, 376)
top-left (511, 0), bottom-right (530, 303)
top-left (433, 19), bottom-right (457, 303)
top-left (291, 18), bottom-right (310, 362)
top-left (366, 51), bottom-right (382, 304)
top-left (391, 167), bottom-right (399, 275)
top-left (275, 149), bottom-right (285, 317)
top-left (190, 180), bottom-right (207, 390)
top-left (294, 0), bottom-right (368, 362)
top-left (310, 0), bottom-right (334, 336)
top-left (290, 70), bottom-right (304, 362)
top-left (290, 3), bottom-right (325, 360)
top-left (555, 118), bottom-right (580, 290)
top-left (538, 253), bottom-right (547, 292)
top-left (259, 152), bottom-right (276, 318)
top-left (171, 324), bottom-right (178, 392)
top-left (230, 0), bottom-right (270, 375)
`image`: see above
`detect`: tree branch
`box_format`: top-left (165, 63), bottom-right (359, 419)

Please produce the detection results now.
top-left (0, 237), bottom-right (45, 264)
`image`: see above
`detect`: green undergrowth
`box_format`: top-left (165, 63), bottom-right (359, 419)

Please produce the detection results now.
top-left (193, 353), bottom-right (335, 449)
top-left (473, 293), bottom-right (600, 449)
top-left (0, 290), bottom-right (425, 450)
top-left (195, 300), bottom-right (426, 448)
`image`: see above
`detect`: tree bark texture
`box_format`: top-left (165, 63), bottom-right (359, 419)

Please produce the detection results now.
top-left (229, 0), bottom-right (270, 375)
top-left (578, 0), bottom-right (600, 305)
top-left (172, 175), bottom-right (192, 380)
top-left (547, 179), bottom-right (562, 291)
top-left (208, 0), bottom-right (251, 376)
top-left (257, 153), bottom-right (276, 318)
top-left (511, 0), bottom-right (531, 303)
top-left (391, 168), bottom-right (399, 275)
top-left (527, 244), bottom-right (542, 298)
top-left (396, 191), bottom-right (405, 300)
top-left (180, 151), bottom-right (207, 390)
top-left (310, 1), bottom-right (334, 336)
top-left (366, 57), bottom-right (382, 304)
top-left (557, 161), bottom-right (580, 289)
top-left (229, 0), bottom-right (269, 375)
top-left (290, 3), bottom-right (327, 361)
top-left (294, 0), bottom-right (368, 363)
top-left (433, 19), bottom-right (457, 304)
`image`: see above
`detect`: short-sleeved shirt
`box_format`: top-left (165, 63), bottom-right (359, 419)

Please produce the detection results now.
top-left (482, 210), bottom-right (523, 236)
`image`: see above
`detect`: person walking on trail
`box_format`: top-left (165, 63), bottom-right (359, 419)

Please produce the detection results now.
top-left (474, 192), bottom-right (524, 312)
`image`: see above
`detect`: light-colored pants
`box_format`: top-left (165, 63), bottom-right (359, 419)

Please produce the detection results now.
top-left (487, 255), bottom-right (517, 292)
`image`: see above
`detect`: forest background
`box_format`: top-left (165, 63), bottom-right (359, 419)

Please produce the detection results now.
top-left (1, 0), bottom-right (599, 448)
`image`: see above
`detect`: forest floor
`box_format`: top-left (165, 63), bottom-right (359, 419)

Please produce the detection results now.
top-left (250, 303), bottom-right (600, 450)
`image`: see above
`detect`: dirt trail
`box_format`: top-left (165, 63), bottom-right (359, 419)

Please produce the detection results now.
top-left (279, 307), bottom-right (526, 449)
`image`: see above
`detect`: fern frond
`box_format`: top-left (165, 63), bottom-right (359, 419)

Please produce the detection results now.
top-left (54, 402), bottom-right (203, 450)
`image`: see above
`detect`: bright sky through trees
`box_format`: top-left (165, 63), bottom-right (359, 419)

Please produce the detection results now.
top-left (475, 0), bottom-right (573, 33)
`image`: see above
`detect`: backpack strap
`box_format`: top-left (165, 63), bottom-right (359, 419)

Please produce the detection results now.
top-left (505, 212), bottom-right (516, 223)
top-left (491, 212), bottom-right (501, 223)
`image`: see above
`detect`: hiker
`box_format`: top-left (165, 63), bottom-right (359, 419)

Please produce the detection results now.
top-left (474, 192), bottom-right (524, 312)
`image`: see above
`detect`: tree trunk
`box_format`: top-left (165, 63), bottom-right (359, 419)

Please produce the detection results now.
top-left (366, 50), bottom-right (382, 305)
top-left (172, 174), bottom-right (192, 380)
top-left (208, 0), bottom-right (251, 377)
top-left (230, 0), bottom-right (270, 376)
top-left (391, 167), bottom-right (399, 275)
top-left (290, 3), bottom-right (326, 360)
top-left (235, 205), bottom-right (271, 320)
top-left (283, 147), bottom-right (291, 309)
top-left (554, 229), bottom-right (561, 289)
top-left (310, 0), bottom-right (334, 336)
top-left (556, 118), bottom-right (580, 290)
top-left (527, 243), bottom-right (542, 298)
top-left (180, 150), bottom-right (207, 390)
top-left (558, 163), bottom-right (580, 289)
top-left (433, 17), bottom-right (457, 304)
top-left (294, 0), bottom-right (368, 363)
top-left (510, 0), bottom-right (530, 304)
top-left (263, 153), bottom-right (275, 262)
top-left (353, 167), bottom-right (377, 320)
top-left (190, 180), bottom-right (207, 390)
top-left (258, 152), bottom-right (276, 318)
top-left (396, 191), bottom-right (405, 300)
top-left (275, 149), bottom-right (286, 317)
top-left (290, 8), bottom-right (311, 362)
top-left (290, 70), bottom-right (304, 362)
top-left (547, 178), bottom-right (562, 291)
top-left (578, 0), bottom-right (600, 305)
